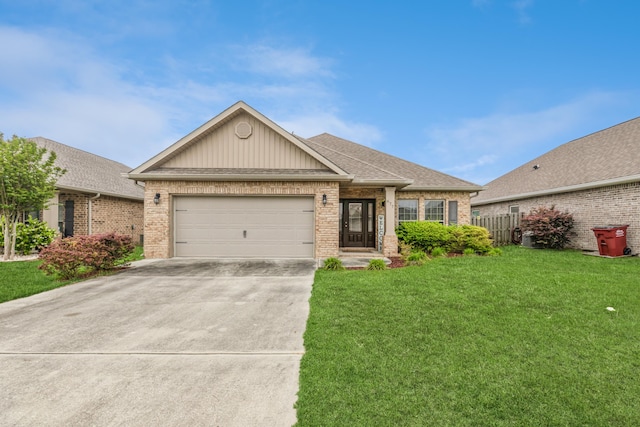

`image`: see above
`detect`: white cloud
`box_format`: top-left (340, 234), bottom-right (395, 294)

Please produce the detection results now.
top-left (0, 26), bottom-right (378, 168)
top-left (422, 91), bottom-right (624, 184)
top-left (512, 0), bottom-right (534, 24)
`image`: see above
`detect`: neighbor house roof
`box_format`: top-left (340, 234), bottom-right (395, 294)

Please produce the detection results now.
top-left (472, 116), bottom-right (640, 205)
top-left (30, 137), bottom-right (144, 201)
top-left (128, 101), bottom-right (482, 192)
top-left (302, 133), bottom-right (482, 191)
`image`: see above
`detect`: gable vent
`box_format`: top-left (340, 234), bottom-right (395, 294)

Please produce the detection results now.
top-left (235, 122), bottom-right (253, 139)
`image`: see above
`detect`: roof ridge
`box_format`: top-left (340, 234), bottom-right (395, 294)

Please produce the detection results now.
top-left (303, 135), bottom-right (406, 180)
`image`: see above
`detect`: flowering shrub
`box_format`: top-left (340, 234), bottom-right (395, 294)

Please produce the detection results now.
top-left (521, 206), bottom-right (574, 249)
top-left (38, 233), bottom-right (134, 279)
top-left (0, 216), bottom-right (57, 255)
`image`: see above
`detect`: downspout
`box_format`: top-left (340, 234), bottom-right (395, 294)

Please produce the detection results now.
top-left (88, 193), bottom-right (101, 235)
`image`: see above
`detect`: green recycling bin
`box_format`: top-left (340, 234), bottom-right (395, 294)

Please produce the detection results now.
top-left (591, 225), bottom-right (629, 257)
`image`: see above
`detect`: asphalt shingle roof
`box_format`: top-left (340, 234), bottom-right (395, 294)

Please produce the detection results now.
top-left (472, 117), bottom-right (640, 205)
top-left (302, 133), bottom-right (482, 191)
top-left (30, 137), bottom-right (144, 200)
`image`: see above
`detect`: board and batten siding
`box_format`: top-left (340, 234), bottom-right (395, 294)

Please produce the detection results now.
top-left (162, 113), bottom-right (327, 170)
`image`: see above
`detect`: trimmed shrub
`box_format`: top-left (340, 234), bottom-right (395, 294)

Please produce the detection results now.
top-left (487, 248), bottom-right (503, 256)
top-left (521, 206), bottom-right (574, 249)
top-left (366, 259), bottom-right (387, 270)
top-left (323, 257), bottom-right (345, 271)
top-left (38, 232), bottom-right (134, 279)
top-left (0, 216), bottom-right (57, 255)
top-left (447, 225), bottom-right (493, 254)
top-left (463, 248), bottom-right (477, 256)
top-left (396, 221), bottom-right (451, 253)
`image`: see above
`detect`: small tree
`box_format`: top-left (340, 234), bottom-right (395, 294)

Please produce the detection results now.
top-left (521, 205), bottom-right (574, 249)
top-left (0, 134), bottom-right (65, 260)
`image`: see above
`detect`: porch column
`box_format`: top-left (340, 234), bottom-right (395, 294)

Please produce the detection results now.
top-left (42, 192), bottom-right (60, 234)
top-left (382, 186), bottom-right (399, 256)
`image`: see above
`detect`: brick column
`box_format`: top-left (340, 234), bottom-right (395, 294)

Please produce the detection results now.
top-left (382, 186), bottom-right (398, 256)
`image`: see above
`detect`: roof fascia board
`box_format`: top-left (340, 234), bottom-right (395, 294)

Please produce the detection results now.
top-left (471, 175), bottom-right (640, 206)
top-left (130, 101), bottom-right (350, 177)
top-left (56, 185), bottom-right (144, 201)
top-left (403, 185), bottom-right (485, 192)
top-left (126, 173), bottom-right (355, 182)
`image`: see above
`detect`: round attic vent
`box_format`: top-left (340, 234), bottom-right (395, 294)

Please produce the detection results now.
top-left (235, 122), bottom-right (252, 139)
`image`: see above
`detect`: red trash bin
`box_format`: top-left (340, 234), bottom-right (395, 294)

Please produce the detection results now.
top-left (591, 225), bottom-right (629, 257)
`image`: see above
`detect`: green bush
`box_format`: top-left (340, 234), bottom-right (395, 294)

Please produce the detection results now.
top-left (487, 248), bottom-right (503, 256)
top-left (430, 247), bottom-right (447, 257)
top-left (0, 216), bottom-right (57, 255)
top-left (463, 248), bottom-right (477, 256)
top-left (323, 257), bottom-right (345, 271)
top-left (406, 251), bottom-right (428, 266)
top-left (396, 221), bottom-right (451, 253)
top-left (366, 259), bottom-right (387, 270)
top-left (397, 221), bottom-right (494, 256)
top-left (448, 225), bottom-right (493, 254)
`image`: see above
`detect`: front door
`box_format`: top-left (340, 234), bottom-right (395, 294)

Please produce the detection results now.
top-left (339, 199), bottom-right (376, 248)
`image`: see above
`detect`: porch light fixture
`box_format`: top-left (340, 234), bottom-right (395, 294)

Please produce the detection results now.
top-left (153, 193), bottom-right (161, 205)
top-left (322, 194), bottom-right (327, 206)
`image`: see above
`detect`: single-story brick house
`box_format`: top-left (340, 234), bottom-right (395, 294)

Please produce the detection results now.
top-left (471, 117), bottom-right (640, 252)
top-left (128, 101), bottom-right (482, 260)
top-left (31, 137), bottom-right (145, 244)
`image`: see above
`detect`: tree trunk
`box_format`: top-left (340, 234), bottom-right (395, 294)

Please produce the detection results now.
top-left (2, 219), bottom-right (10, 261)
top-left (9, 220), bottom-right (17, 260)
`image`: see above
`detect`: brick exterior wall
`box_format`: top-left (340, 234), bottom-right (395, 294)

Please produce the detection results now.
top-left (143, 181), bottom-right (340, 259)
top-left (472, 182), bottom-right (640, 252)
top-left (58, 193), bottom-right (144, 244)
top-left (143, 182), bottom-right (475, 259)
top-left (397, 191), bottom-right (472, 225)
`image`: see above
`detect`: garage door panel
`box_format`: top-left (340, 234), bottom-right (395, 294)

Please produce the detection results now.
top-left (174, 196), bottom-right (315, 258)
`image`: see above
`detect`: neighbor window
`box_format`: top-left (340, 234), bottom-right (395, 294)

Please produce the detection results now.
top-left (472, 209), bottom-right (480, 218)
top-left (509, 205), bottom-right (520, 215)
top-left (398, 199), bottom-right (418, 222)
top-left (425, 200), bottom-right (445, 223)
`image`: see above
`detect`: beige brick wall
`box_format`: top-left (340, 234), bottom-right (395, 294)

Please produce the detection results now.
top-left (59, 193), bottom-right (144, 244)
top-left (472, 182), bottom-right (640, 252)
top-left (143, 181), bottom-right (340, 259)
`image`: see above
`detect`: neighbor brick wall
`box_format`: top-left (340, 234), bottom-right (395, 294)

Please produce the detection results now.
top-left (58, 193), bottom-right (144, 244)
top-left (143, 181), bottom-right (340, 259)
top-left (472, 182), bottom-right (640, 252)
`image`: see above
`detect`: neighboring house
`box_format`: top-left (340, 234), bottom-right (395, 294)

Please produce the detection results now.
top-left (128, 101), bottom-right (482, 259)
top-left (471, 117), bottom-right (640, 252)
top-left (31, 137), bottom-right (145, 244)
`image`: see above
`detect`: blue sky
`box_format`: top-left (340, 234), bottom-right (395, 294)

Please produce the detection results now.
top-left (1, 1), bottom-right (639, 184)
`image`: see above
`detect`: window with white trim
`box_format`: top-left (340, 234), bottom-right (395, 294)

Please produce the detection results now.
top-left (425, 200), bottom-right (445, 224)
top-left (398, 199), bottom-right (418, 222)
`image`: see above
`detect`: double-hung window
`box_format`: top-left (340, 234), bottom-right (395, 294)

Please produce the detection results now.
top-left (398, 200), bottom-right (418, 222)
top-left (424, 200), bottom-right (445, 224)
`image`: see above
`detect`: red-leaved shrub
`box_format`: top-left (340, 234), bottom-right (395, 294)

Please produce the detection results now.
top-left (39, 233), bottom-right (134, 279)
top-left (521, 206), bottom-right (574, 249)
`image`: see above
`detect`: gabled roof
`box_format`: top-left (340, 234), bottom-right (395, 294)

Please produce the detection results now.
top-left (128, 101), bottom-right (481, 192)
top-left (302, 133), bottom-right (482, 191)
top-left (30, 137), bottom-right (144, 201)
top-left (472, 116), bottom-right (640, 205)
top-left (128, 101), bottom-right (350, 180)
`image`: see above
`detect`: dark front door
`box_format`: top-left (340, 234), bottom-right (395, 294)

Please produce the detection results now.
top-left (339, 199), bottom-right (375, 248)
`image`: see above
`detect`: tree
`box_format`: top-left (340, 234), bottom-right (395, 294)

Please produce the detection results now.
top-left (0, 134), bottom-right (65, 260)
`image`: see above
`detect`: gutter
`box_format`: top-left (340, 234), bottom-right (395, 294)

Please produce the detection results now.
top-left (471, 174), bottom-right (640, 206)
top-left (125, 173), bottom-right (356, 182)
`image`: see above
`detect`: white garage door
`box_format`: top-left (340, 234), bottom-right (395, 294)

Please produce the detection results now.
top-left (174, 196), bottom-right (315, 258)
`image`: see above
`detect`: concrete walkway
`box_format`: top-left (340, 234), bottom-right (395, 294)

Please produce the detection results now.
top-left (0, 258), bottom-right (315, 426)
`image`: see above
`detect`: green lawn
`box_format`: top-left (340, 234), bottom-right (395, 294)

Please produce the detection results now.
top-left (0, 245), bottom-right (145, 303)
top-left (296, 246), bottom-right (640, 426)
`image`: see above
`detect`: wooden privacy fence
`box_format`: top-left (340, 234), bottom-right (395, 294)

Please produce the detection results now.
top-left (471, 213), bottom-right (521, 246)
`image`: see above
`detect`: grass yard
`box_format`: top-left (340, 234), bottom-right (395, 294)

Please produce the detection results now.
top-left (296, 246), bottom-right (640, 426)
top-left (0, 245), bottom-right (145, 304)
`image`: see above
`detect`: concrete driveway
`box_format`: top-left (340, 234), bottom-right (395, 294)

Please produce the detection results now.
top-left (0, 258), bottom-right (315, 426)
